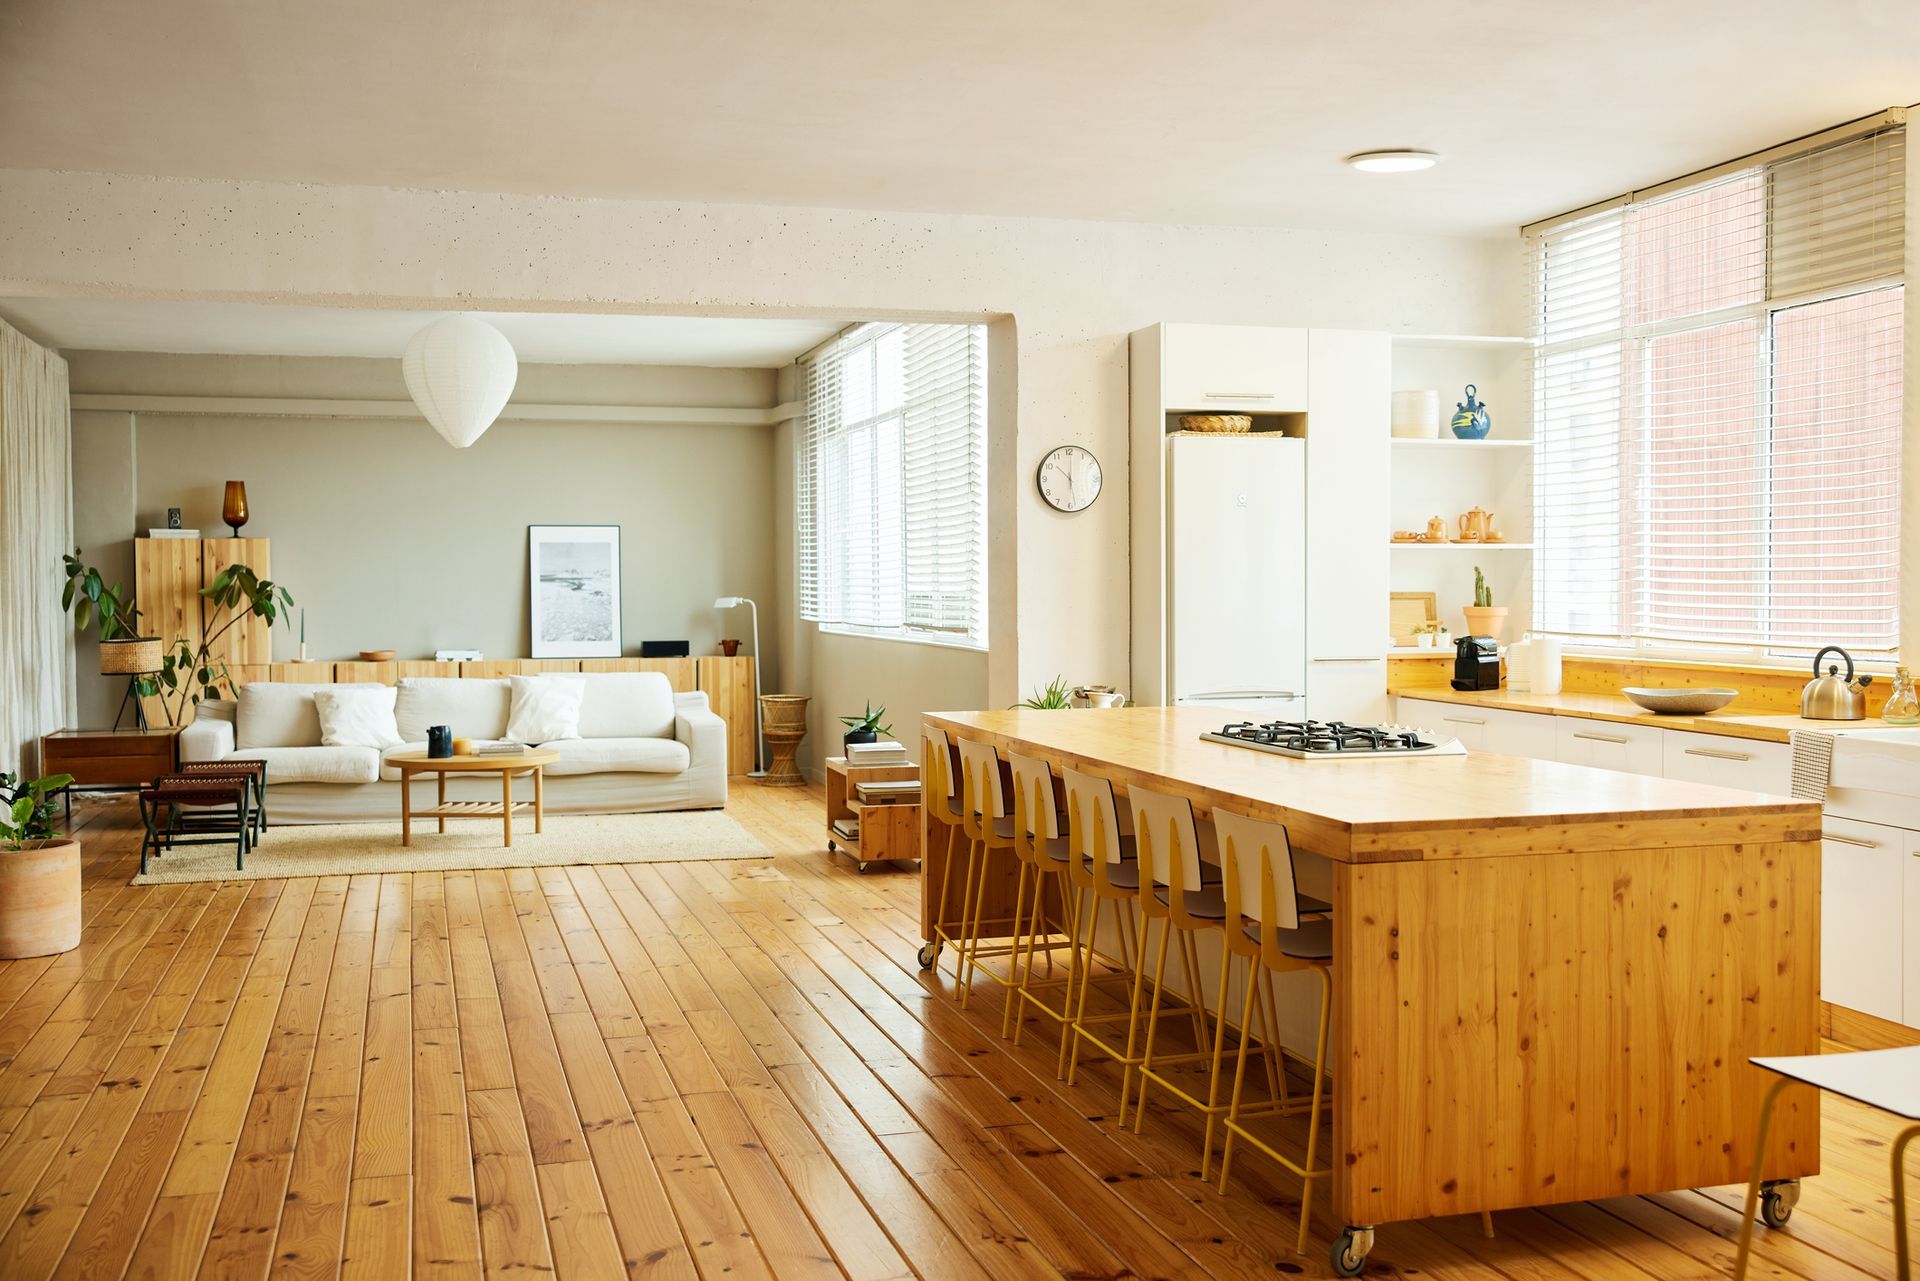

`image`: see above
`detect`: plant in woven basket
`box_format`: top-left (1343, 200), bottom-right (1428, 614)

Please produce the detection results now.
top-left (1012, 676), bottom-right (1074, 710)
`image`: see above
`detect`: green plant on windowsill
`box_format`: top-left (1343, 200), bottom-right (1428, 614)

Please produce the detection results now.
top-left (1012, 675), bottom-right (1074, 710)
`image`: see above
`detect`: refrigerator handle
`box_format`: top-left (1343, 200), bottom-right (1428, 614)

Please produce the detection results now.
top-left (1181, 690), bottom-right (1303, 701)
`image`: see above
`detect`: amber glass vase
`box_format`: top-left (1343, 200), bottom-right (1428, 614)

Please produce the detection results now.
top-left (222, 480), bottom-right (249, 536)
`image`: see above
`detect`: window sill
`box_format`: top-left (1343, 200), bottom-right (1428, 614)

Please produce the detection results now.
top-left (815, 623), bottom-right (987, 655)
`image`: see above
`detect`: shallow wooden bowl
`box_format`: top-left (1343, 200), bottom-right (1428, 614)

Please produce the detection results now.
top-left (358, 648), bottom-right (396, 662)
top-left (1622, 687), bottom-right (1738, 715)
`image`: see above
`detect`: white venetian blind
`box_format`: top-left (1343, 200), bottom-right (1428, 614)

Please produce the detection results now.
top-left (1528, 124), bottom-right (1905, 657)
top-left (797, 322), bottom-right (988, 644)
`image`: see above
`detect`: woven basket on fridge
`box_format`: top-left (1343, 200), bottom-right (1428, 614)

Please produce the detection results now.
top-left (1176, 414), bottom-right (1253, 434)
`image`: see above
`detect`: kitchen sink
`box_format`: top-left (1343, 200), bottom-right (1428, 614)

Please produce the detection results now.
top-left (1824, 729), bottom-right (1920, 829)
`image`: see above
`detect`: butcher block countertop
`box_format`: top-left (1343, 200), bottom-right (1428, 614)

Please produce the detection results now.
top-left (926, 706), bottom-right (1818, 864)
top-left (1389, 685), bottom-right (1829, 743)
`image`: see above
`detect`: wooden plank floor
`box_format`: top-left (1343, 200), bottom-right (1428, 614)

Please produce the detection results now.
top-left (0, 782), bottom-right (1914, 1280)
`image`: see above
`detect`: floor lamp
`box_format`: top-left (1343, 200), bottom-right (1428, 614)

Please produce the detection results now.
top-left (713, 596), bottom-right (766, 776)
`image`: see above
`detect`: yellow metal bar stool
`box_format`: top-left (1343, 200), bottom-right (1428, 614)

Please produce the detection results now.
top-left (953, 737), bottom-right (1022, 1010)
top-left (1064, 767), bottom-right (1166, 1100)
top-left (1128, 784), bottom-right (1243, 1175)
top-left (1210, 807), bottom-right (1334, 1257)
top-left (917, 725), bottom-right (967, 972)
top-left (1005, 750), bottom-right (1117, 1044)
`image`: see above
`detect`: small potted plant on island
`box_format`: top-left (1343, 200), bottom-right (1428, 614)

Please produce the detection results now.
top-left (839, 702), bottom-right (893, 751)
top-left (1462, 566), bottom-right (1507, 640)
top-left (0, 771), bottom-right (80, 959)
top-left (1013, 676), bottom-right (1074, 709)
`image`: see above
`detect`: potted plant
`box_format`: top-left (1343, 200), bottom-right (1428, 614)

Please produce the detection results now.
top-left (1413, 622), bottom-right (1451, 650)
top-left (1462, 566), bottom-right (1508, 640)
top-left (1012, 676), bottom-right (1074, 710)
top-left (839, 702), bottom-right (893, 750)
top-left (0, 771), bottom-right (80, 959)
top-left (61, 549), bottom-right (163, 677)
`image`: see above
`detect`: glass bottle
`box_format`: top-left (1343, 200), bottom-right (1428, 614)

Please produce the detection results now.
top-left (1883, 665), bottom-right (1920, 725)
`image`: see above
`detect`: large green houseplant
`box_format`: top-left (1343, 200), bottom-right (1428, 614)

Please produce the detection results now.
top-left (62, 548), bottom-right (297, 727)
top-left (0, 771), bottom-right (80, 958)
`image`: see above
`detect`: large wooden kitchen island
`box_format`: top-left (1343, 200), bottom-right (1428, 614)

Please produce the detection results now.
top-left (922, 707), bottom-right (1823, 1266)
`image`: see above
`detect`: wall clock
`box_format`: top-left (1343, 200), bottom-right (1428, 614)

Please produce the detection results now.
top-left (1037, 445), bottom-right (1103, 513)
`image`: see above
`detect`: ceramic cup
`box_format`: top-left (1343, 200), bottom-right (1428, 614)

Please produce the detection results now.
top-left (427, 725), bottom-right (453, 759)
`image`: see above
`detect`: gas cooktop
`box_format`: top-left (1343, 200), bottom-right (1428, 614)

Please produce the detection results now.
top-left (1200, 719), bottom-right (1466, 760)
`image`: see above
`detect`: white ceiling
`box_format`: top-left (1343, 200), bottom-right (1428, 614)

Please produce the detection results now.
top-left (1, 0), bottom-right (1916, 235)
top-left (0, 298), bottom-right (844, 366)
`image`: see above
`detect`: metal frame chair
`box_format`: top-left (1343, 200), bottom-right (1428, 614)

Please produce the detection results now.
top-left (139, 775), bottom-right (253, 874)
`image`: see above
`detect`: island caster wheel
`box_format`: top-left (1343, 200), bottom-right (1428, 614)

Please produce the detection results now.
top-left (827, 839), bottom-right (837, 854)
top-left (1330, 1225), bottom-right (1375, 1277)
top-left (1759, 1178), bottom-right (1799, 1228)
top-left (916, 941), bottom-right (942, 970)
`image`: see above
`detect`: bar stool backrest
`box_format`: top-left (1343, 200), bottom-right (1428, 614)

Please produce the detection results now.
top-left (922, 725), bottom-right (958, 814)
top-left (955, 738), bottom-right (1008, 830)
top-left (1127, 784), bottom-right (1203, 895)
top-left (1062, 767), bottom-right (1125, 869)
top-left (1006, 751), bottom-right (1059, 842)
top-left (1214, 808), bottom-right (1303, 933)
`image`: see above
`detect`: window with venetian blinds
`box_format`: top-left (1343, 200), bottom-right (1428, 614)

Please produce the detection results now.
top-left (1527, 123), bottom-right (1906, 659)
top-left (797, 322), bottom-right (988, 646)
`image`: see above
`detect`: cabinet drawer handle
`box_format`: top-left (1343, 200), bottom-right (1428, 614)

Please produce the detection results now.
top-left (1683, 747), bottom-right (1753, 762)
top-left (1573, 731), bottom-right (1631, 744)
top-left (1202, 390), bottom-right (1276, 400)
top-left (1823, 831), bottom-right (1881, 849)
top-left (1314, 656), bottom-right (1381, 664)
top-left (1442, 716), bottom-right (1486, 727)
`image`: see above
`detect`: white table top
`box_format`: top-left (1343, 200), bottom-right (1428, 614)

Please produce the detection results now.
top-left (1752, 1047), bottom-right (1920, 1120)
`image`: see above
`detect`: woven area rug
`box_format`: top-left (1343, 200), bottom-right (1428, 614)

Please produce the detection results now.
top-left (130, 809), bottom-right (770, 884)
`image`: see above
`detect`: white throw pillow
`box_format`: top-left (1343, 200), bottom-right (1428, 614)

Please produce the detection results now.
top-left (505, 676), bottom-right (585, 744)
top-left (313, 686), bottom-right (403, 749)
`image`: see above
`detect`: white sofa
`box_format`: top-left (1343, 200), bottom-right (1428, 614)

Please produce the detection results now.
top-left (179, 673), bottom-right (727, 824)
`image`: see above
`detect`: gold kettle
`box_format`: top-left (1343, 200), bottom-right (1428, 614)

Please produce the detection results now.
top-left (1801, 646), bottom-right (1873, 720)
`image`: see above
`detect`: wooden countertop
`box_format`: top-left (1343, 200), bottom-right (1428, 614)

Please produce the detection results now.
top-left (1389, 686), bottom-right (1822, 743)
top-left (927, 707), bottom-right (1817, 864)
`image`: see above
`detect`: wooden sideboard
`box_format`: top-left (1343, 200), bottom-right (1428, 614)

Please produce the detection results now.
top-left (214, 655), bottom-right (758, 776)
top-left (133, 537), bottom-right (272, 724)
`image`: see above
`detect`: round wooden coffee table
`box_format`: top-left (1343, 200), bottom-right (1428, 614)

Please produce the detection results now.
top-left (388, 748), bottom-right (560, 848)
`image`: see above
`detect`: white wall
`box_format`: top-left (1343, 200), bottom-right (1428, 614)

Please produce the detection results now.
top-left (0, 167), bottom-right (1522, 714)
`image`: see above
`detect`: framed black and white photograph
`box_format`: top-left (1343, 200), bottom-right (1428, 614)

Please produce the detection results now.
top-left (528, 524), bottom-right (622, 658)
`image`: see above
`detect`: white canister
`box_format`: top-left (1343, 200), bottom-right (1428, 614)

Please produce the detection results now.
top-left (1391, 389), bottom-right (1441, 439)
top-left (1532, 635), bottom-right (1564, 694)
top-left (1507, 634), bottom-right (1534, 693)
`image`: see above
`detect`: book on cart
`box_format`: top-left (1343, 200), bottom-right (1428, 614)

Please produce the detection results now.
top-left (829, 817), bottom-right (860, 840)
top-left (846, 740), bottom-right (910, 766)
top-left (854, 778), bottom-right (921, 805)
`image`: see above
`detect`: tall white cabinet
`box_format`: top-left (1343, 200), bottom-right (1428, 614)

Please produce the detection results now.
top-left (1130, 323), bottom-right (1389, 722)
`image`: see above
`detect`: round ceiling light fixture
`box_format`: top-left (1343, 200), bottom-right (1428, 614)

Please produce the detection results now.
top-left (402, 315), bottom-right (519, 449)
top-left (1345, 149), bottom-right (1441, 173)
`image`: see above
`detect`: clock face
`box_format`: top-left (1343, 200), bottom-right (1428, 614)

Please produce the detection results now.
top-left (1037, 445), bottom-right (1103, 513)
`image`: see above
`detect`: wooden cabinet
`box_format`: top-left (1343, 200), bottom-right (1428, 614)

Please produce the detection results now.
top-left (1660, 731), bottom-right (1791, 794)
top-left (1160, 323), bottom-right (1308, 411)
top-left (133, 537), bottom-right (273, 722)
top-left (825, 755), bottom-right (921, 868)
top-left (199, 537), bottom-right (272, 666)
top-left (1552, 717), bottom-right (1665, 776)
top-left (1820, 815), bottom-right (1907, 1024)
top-left (1906, 829), bottom-right (1920, 1028)
top-left (1397, 697), bottom-right (1556, 758)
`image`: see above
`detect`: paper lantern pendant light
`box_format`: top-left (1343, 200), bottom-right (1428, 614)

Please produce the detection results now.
top-left (402, 315), bottom-right (518, 448)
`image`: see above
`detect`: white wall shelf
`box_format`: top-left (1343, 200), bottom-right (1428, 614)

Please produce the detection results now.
top-left (1391, 542), bottom-right (1534, 551)
top-left (1390, 437), bottom-right (1532, 450)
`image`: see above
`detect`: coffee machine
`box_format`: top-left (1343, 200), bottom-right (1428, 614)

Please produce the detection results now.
top-left (1451, 635), bottom-right (1501, 691)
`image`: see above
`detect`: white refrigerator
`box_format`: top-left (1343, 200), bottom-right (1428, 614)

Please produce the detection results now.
top-left (1167, 434), bottom-right (1307, 722)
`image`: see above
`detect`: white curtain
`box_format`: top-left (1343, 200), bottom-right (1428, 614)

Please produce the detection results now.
top-left (0, 318), bottom-right (74, 774)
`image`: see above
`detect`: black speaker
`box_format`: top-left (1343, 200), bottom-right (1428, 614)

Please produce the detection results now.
top-left (639, 640), bottom-right (691, 658)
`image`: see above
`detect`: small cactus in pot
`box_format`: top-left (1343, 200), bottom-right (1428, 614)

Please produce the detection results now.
top-left (1461, 566), bottom-right (1509, 640)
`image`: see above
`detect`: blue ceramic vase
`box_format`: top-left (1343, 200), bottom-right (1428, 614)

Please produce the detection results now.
top-left (1451, 384), bottom-right (1492, 440)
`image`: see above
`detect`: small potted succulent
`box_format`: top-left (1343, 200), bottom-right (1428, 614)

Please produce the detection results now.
top-left (0, 771), bottom-right (80, 959)
top-left (1412, 621), bottom-right (1452, 650)
top-left (838, 702), bottom-right (893, 750)
top-left (1462, 566), bottom-right (1508, 639)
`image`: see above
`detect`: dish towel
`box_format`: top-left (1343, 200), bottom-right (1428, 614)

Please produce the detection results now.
top-left (1788, 729), bottom-right (1836, 803)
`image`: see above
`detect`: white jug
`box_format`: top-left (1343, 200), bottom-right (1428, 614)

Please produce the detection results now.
top-left (1532, 635), bottom-right (1563, 695)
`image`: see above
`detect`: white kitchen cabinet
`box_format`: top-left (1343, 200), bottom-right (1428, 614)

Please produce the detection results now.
top-left (1660, 731), bottom-right (1792, 795)
top-left (1820, 815), bottom-right (1907, 1024)
top-left (1396, 697), bottom-right (1557, 758)
top-left (1552, 717), bottom-right (1665, 776)
top-left (1161, 324), bottom-right (1308, 412)
top-left (1305, 329), bottom-right (1391, 719)
top-left (1907, 829), bottom-right (1920, 1028)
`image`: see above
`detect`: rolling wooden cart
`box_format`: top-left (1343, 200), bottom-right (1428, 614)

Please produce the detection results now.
top-left (824, 754), bottom-right (921, 872)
